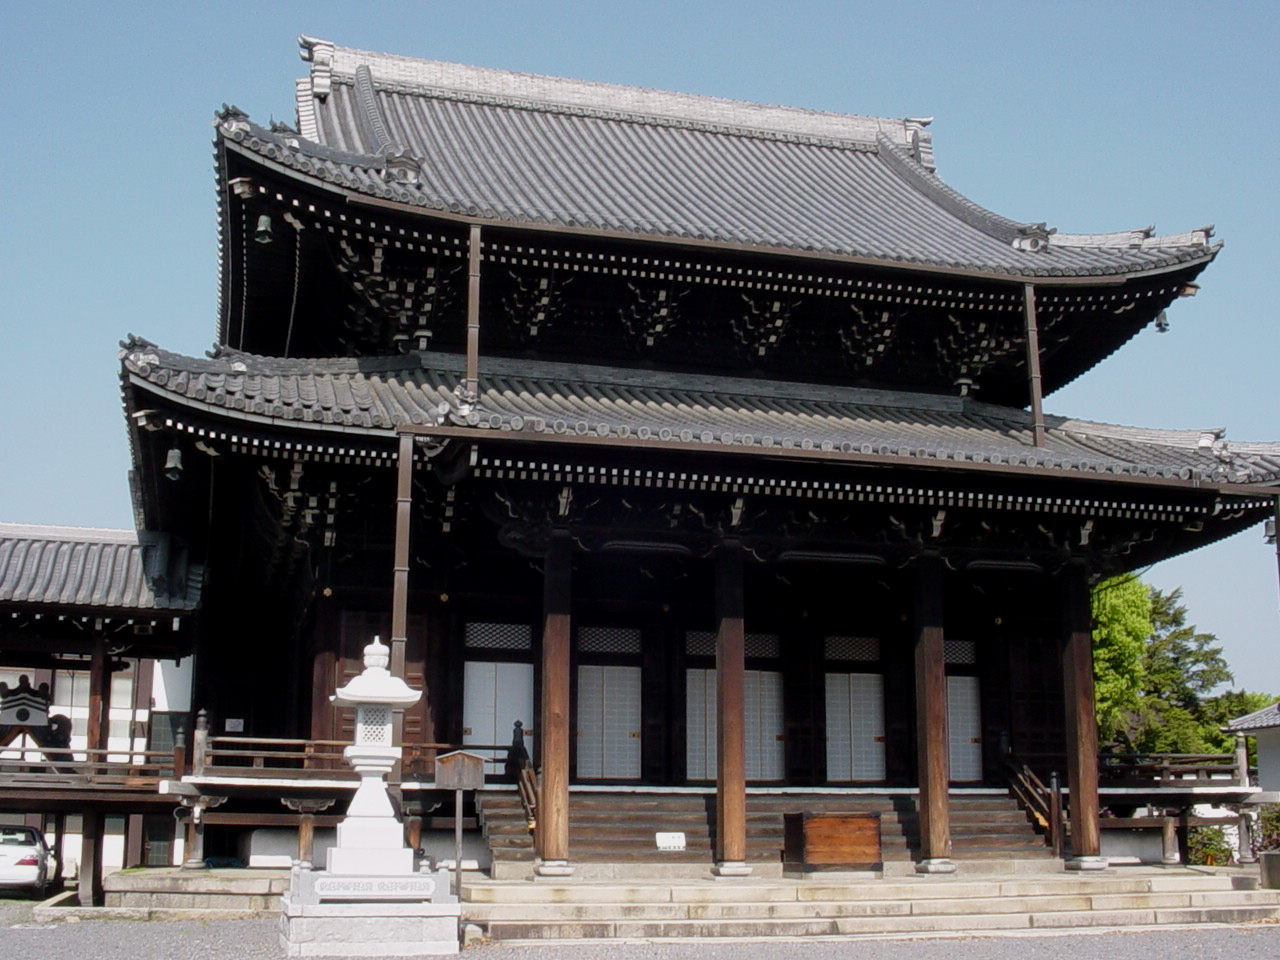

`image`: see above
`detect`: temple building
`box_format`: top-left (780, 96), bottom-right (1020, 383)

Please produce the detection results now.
top-left (4, 37), bottom-right (1279, 895)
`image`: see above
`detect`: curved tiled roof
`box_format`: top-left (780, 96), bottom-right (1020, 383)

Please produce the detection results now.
top-left (1225, 702), bottom-right (1280, 733)
top-left (120, 339), bottom-right (1280, 488)
top-left (209, 38), bottom-right (1221, 281)
top-left (0, 524), bottom-right (203, 613)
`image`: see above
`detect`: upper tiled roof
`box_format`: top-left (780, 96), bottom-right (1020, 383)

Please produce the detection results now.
top-left (1225, 701), bottom-right (1280, 733)
top-left (213, 37), bottom-right (1217, 281)
top-left (120, 337), bottom-right (1280, 488)
top-left (0, 523), bottom-right (202, 613)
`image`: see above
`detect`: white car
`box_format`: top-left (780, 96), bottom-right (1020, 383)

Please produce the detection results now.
top-left (0, 826), bottom-right (55, 897)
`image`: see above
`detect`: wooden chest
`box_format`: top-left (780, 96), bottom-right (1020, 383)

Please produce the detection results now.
top-left (783, 812), bottom-right (882, 870)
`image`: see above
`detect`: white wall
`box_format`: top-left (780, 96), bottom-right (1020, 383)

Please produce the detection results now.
top-left (152, 657), bottom-right (194, 713)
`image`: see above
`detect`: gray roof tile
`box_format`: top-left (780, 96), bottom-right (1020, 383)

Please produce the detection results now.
top-left (121, 339), bottom-right (1280, 487)
top-left (214, 40), bottom-right (1218, 281)
top-left (0, 524), bottom-right (203, 613)
top-left (1225, 702), bottom-right (1280, 732)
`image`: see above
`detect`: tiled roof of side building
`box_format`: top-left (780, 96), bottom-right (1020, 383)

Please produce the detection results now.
top-left (0, 523), bottom-right (203, 613)
top-left (1224, 702), bottom-right (1280, 733)
top-left (213, 37), bottom-right (1217, 281)
top-left (120, 338), bottom-right (1280, 487)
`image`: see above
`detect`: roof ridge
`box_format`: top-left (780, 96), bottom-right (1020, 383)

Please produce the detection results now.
top-left (298, 35), bottom-right (919, 151)
top-left (0, 522), bottom-right (138, 543)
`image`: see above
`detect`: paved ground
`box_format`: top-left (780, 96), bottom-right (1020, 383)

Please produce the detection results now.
top-left (4, 897), bottom-right (1280, 960)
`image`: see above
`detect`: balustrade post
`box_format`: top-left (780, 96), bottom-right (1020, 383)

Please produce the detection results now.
top-left (192, 710), bottom-right (208, 776)
top-left (1049, 771), bottom-right (1063, 859)
top-left (1235, 734), bottom-right (1251, 787)
top-left (172, 727), bottom-right (187, 778)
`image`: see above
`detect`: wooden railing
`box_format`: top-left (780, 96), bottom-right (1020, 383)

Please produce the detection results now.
top-left (0, 746), bottom-right (176, 788)
top-left (1005, 755), bottom-right (1063, 856)
top-left (508, 720), bottom-right (538, 831)
top-left (1098, 744), bottom-right (1248, 788)
top-left (188, 710), bottom-right (528, 785)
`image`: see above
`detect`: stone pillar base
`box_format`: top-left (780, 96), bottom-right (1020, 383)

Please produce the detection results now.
top-left (712, 861), bottom-right (753, 878)
top-left (1065, 855), bottom-right (1108, 871)
top-left (534, 859), bottom-right (574, 878)
top-left (915, 858), bottom-right (957, 875)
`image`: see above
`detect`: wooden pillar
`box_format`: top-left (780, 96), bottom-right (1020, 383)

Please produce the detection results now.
top-left (125, 813), bottom-right (145, 868)
top-left (51, 814), bottom-right (66, 885)
top-left (1062, 561), bottom-right (1104, 867)
top-left (913, 554), bottom-right (954, 872)
top-left (78, 810), bottom-right (104, 906)
top-left (86, 633), bottom-right (110, 757)
top-left (181, 801), bottom-right (208, 870)
top-left (713, 541), bottom-right (750, 876)
top-left (298, 813), bottom-right (316, 867)
top-left (283, 798), bottom-right (334, 868)
top-left (536, 530), bottom-right (573, 875)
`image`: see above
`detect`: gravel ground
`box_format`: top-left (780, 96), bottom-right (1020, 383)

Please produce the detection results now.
top-left (4, 899), bottom-right (1280, 960)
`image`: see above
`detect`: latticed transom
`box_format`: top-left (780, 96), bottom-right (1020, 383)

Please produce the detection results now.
top-left (356, 705), bottom-right (391, 744)
top-left (686, 631), bottom-right (716, 656)
top-left (945, 640), bottom-right (978, 665)
top-left (465, 622), bottom-right (532, 650)
top-left (825, 636), bottom-right (881, 661)
top-left (685, 631), bottom-right (781, 657)
top-left (578, 627), bottom-right (642, 654)
top-left (745, 634), bottom-right (780, 658)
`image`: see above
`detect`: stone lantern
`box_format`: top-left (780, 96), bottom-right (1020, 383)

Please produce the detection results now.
top-left (326, 635), bottom-right (421, 876)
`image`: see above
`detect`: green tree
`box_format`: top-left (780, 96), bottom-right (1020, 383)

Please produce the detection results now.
top-left (1090, 575), bottom-right (1151, 743)
top-left (1130, 586), bottom-right (1234, 753)
top-left (1143, 587), bottom-right (1233, 712)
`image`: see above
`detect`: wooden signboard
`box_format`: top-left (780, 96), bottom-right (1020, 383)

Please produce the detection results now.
top-left (783, 812), bottom-right (882, 871)
top-left (435, 750), bottom-right (486, 791)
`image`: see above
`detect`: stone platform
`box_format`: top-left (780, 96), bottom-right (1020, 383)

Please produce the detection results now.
top-left (279, 866), bottom-right (461, 957)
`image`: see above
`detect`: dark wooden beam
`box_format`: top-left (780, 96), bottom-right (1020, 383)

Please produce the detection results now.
top-left (714, 540), bottom-right (750, 875)
top-left (913, 554), bottom-right (954, 872)
top-left (536, 530), bottom-right (573, 875)
top-left (1062, 560), bottom-right (1104, 867)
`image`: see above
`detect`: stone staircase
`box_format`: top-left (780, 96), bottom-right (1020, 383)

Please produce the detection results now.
top-left (462, 868), bottom-right (1280, 941)
top-left (476, 790), bottom-right (1054, 878)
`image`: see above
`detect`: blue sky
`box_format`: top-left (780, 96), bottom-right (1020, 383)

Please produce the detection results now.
top-left (2, 1), bottom-right (1277, 689)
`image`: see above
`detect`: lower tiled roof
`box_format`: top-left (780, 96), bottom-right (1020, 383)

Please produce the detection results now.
top-left (0, 523), bottom-right (202, 613)
top-left (120, 339), bottom-right (1280, 487)
top-left (1225, 702), bottom-right (1280, 733)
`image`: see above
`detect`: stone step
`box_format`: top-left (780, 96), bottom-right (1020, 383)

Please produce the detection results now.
top-left (479, 900), bottom-right (1280, 941)
top-left (463, 872), bottom-right (1254, 905)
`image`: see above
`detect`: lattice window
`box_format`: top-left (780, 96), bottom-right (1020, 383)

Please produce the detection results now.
top-left (686, 631), bottom-right (716, 656)
top-left (357, 706), bottom-right (391, 744)
top-left (745, 634), bottom-right (780, 659)
top-left (465, 622), bottom-right (532, 650)
top-left (825, 636), bottom-right (880, 662)
top-left (945, 640), bottom-right (978, 665)
top-left (578, 627), bottom-right (642, 654)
